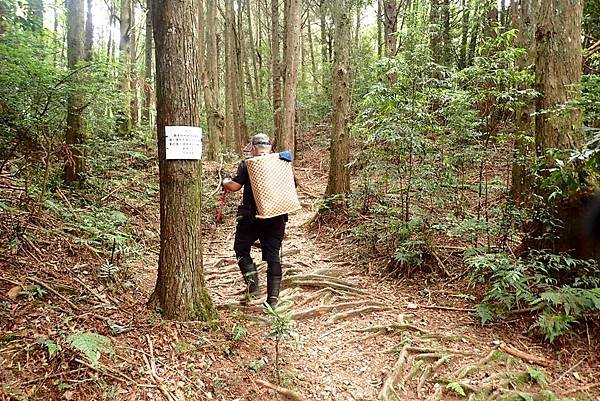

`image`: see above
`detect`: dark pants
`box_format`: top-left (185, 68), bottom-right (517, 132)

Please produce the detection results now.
top-left (234, 215), bottom-right (286, 276)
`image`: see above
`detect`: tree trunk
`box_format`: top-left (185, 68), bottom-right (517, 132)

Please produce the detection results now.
top-left (535, 0), bottom-right (584, 154)
top-left (441, 0), bottom-right (450, 64)
top-left (279, 0), bottom-right (301, 155)
top-left (64, 0), bottom-right (85, 186)
top-left (325, 0), bottom-right (351, 196)
top-left (430, 0), bottom-right (441, 62)
top-left (226, 0), bottom-right (242, 152)
top-left (235, 0), bottom-right (248, 145)
top-left (510, 0), bottom-right (537, 202)
top-left (245, 0), bottom-right (261, 98)
top-left (383, 0), bottom-right (397, 57)
top-left (119, 0), bottom-right (131, 134)
top-left (458, 0), bottom-right (469, 69)
top-left (143, 0), bottom-right (153, 123)
top-left (307, 14), bottom-right (318, 95)
top-left (272, 0), bottom-right (282, 146)
top-left (151, 0), bottom-right (216, 321)
top-left (130, 2), bottom-right (138, 128)
top-left (203, 0), bottom-right (223, 159)
top-left (84, 0), bottom-right (93, 61)
top-left (377, 0), bottom-right (383, 58)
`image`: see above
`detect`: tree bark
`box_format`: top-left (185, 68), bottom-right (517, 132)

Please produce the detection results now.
top-left (225, 0), bottom-right (242, 152)
top-left (151, 0), bottom-right (216, 321)
top-left (119, 0), bottom-right (132, 134)
top-left (64, 0), bottom-right (85, 186)
top-left (202, 0), bottom-right (223, 159)
top-left (325, 0), bottom-right (351, 196)
top-left (307, 13), bottom-right (318, 95)
top-left (130, 2), bottom-right (138, 128)
top-left (272, 0), bottom-right (282, 146)
top-left (383, 0), bottom-right (397, 57)
top-left (377, 0), bottom-right (383, 58)
top-left (458, 0), bottom-right (470, 69)
top-left (143, 0), bottom-right (153, 123)
top-left (279, 0), bottom-right (301, 155)
top-left (84, 0), bottom-right (93, 61)
top-left (534, 0), bottom-right (584, 154)
top-left (510, 0), bottom-right (537, 202)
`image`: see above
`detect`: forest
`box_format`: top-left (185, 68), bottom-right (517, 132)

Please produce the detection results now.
top-left (0, 0), bottom-right (599, 400)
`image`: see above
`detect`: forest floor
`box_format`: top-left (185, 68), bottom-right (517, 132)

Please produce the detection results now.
top-left (1, 130), bottom-right (599, 401)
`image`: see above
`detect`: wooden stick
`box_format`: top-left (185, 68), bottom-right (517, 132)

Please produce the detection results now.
top-left (498, 342), bottom-right (552, 367)
top-left (27, 276), bottom-right (80, 311)
top-left (255, 379), bottom-right (304, 401)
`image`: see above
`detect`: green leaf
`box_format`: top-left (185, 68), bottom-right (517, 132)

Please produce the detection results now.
top-left (518, 392), bottom-right (535, 401)
top-left (36, 337), bottom-right (62, 359)
top-left (67, 332), bottom-right (114, 367)
top-left (475, 303), bottom-right (495, 325)
top-left (526, 365), bottom-right (547, 384)
top-left (446, 382), bottom-right (466, 397)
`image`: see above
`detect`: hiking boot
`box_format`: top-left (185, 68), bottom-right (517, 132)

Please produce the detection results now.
top-left (266, 275), bottom-right (282, 308)
top-left (240, 263), bottom-right (260, 299)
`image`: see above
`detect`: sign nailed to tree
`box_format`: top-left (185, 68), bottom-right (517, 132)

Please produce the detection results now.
top-left (165, 126), bottom-right (203, 160)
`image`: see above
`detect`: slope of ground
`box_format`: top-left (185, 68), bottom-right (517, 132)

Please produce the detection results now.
top-left (1, 130), bottom-right (599, 401)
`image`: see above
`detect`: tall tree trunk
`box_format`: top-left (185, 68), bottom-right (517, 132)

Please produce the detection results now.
top-left (225, 0), bottom-right (242, 152)
top-left (151, 0), bottom-right (216, 321)
top-left (64, 0), bottom-right (85, 186)
top-left (535, 0), bottom-right (584, 154)
top-left (130, 2), bottom-right (138, 128)
top-left (84, 0), bottom-right (93, 60)
top-left (383, 0), bottom-right (397, 57)
top-left (441, 0), bottom-right (450, 64)
top-left (279, 0), bottom-right (301, 155)
top-left (143, 0), bottom-right (153, 123)
top-left (236, 0), bottom-right (248, 145)
top-left (377, 0), bottom-right (383, 58)
top-left (458, 0), bottom-right (469, 69)
top-left (245, 0), bottom-right (261, 98)
top-left (119, 0), bottom-right (131, 134)
top-left (319, 0), bottom-right (328, 62)
top-left (325, 0), bottom-right (351, 196)
top-left (307, 14), bottom-right (318, 95)
top-left (510, 0), bottom-right (537, 202)
top-left (272, 0), bottom-right (282, 144)
top-left (203, 0), bottom-right (223, 159)
top-left (430, 0), bottom-right (441, 61)
top-left (106, 0), bottom-right (114, 62)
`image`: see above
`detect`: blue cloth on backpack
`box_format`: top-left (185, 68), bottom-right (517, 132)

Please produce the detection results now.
top-left (279, 151), bottom-right (292, 162)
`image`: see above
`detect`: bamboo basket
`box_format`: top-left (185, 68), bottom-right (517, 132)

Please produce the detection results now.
top-left (245, 153), bottom-right (301, 219)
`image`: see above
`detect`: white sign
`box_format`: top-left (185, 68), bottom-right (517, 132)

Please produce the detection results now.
top-left (165, 126), bottom-right (203, 160)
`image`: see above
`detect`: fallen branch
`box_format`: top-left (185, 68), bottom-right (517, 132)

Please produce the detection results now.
top-left (255, 378), bottom-right (304, 401)
top-left (27, 276), bottom-right (80, 311)
top-left (498, 342), bottom-right (552, 367)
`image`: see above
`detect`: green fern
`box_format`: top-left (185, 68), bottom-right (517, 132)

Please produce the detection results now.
top-left (67, 332), bottom-right (114, 367)
top-left (446, 382), bottom-right (466, 397)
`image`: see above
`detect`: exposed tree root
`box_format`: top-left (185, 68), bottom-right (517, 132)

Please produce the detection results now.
top-left (378, 343), bottom-right (411, 401)
top-left (456, 349), bottom-right (497, 379)
top-left (290, 300), bottom-right (379, 320)
top-left (328, 305), bottom-right (390, 323)
top-left (426, 383), bottom-right (443, 401)
top-left (255, 378), bottom-right (304, 401)
top-left (287, 278), bottom-right (366, 295)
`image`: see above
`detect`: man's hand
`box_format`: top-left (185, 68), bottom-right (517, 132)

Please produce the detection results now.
top-left (222, 177), bottom-right (242, 192)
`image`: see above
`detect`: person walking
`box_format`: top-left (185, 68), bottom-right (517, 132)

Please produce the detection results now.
top-left (221, 133), bottom-right (287, 307)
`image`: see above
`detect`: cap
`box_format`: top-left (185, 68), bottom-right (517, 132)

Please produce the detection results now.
top-left (251, 133), bottom-right (271, 146)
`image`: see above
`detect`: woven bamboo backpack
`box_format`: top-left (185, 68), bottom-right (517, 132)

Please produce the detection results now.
top-left (245, 152), bottom-right (301, 219)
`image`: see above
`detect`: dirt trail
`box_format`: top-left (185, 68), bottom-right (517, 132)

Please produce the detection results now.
top-left (199, 160), bottom-right (587, 401)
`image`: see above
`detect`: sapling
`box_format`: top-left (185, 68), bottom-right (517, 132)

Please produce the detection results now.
top-left (264, 303), bottom-right (295, 384)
